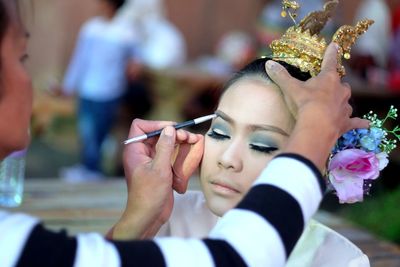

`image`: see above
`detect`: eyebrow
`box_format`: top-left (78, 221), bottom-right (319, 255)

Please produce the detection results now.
top-left (215, 110), bottom-right (290, 137)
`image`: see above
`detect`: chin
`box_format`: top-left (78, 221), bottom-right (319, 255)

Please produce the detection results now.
top-left (207, 198), bottom-right (236, 217)
top-left (16, 132), bottom-right (31, 150)
top-left (5, 134), bottom-right (30, 157)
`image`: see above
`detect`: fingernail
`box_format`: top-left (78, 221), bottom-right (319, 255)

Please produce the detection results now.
top-left (265, 60), bottom-right (276, 70)
top-left (163, 126), bottom-right (174, 137)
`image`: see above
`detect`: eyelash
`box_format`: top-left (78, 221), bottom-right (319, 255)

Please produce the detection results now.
top-left (207, 129), bottom-right (229, 140)
top-left (249, 144), bottom-right (278, 154)
top-left (208, 129), bottom-right (278, 155)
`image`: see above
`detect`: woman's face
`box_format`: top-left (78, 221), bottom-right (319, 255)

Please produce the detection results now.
top-left (0, 16), bottom-right (32, 159)
top-left (200, 77), bottom-right (294, 216)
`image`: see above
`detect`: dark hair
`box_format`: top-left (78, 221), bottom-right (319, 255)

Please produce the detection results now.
top-left (0, 0), bottom-right (10, 58)
top-left (223, 57), bottom-right (312, 92)
top-left (104, 0), bottom-right (126, 10)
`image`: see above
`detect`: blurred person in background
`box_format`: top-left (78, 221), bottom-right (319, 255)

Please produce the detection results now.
top-left (55, 0), bottom-right (140, 182)
top-left (114, 0), bottom-right (187, 175)
top-left (182, 31), bottom-right (257, 121)
top-left (119, 0), bottom-right (186, 70)
top-left (348, 0), bottom-right (391, 85)
top-left (119, 0), bottom-right (186, 118)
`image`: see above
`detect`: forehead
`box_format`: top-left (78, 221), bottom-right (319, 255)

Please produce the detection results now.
top-left (218, 78), bottom-right (293, 130)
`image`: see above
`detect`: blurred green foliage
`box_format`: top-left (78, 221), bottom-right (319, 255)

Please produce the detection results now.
top-left (340, 188), bottom-right (400, 244)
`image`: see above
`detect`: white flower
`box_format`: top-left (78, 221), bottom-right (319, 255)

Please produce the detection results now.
top-left (376, 152), bottom-right (389, 171)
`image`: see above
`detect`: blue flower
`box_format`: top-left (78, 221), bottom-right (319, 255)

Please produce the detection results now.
top-left (360, 135), bottom-right (378, 151)
top-left (356, 128), bottom-right (369, 137)
top-left (369, 127), bottom-right (385, 141)
top-left (341, 130), bottom-right (359, 148)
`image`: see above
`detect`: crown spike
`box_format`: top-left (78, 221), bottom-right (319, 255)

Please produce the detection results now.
top-left (270, 0), bottom-right (374, 77)
top-left (299, 0), bottom-right (338, 36)
top-left (281, 0), bottom-right (300, 24)
top-left (333, 20), bottom-right (374, 56)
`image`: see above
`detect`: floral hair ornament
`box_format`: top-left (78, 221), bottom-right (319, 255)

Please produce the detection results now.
top-left (328, 107), bottom-right (400, 204)
top-left (271, 0), bottom-right (374, 77)
top-left (269, 1), bottom-right (399, 204)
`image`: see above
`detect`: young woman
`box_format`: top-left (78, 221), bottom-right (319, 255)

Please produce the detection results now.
top-left (111, 59), bottom-right (370, 266)
top-left (0, 0), bottom-right (368, 266)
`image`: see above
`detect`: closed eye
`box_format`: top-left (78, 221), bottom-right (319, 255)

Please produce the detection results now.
top-left (207, 129), bottom-right (230, 140)
top-left (250, 144), bottom-right (278, 154)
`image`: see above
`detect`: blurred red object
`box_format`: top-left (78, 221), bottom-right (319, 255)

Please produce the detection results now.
top-left (388, 70), bottom-right (400, 92)
top-left (391, 5), bottom-right (400, 32)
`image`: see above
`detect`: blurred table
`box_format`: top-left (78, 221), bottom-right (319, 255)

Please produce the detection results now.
top-left (9, 179), bottom-right (126, 235)
top-left (5, 178), bottom-right (400, 266)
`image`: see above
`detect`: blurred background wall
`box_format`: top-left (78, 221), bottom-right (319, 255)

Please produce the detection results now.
top-left (25, 0), bottom-right (359, 88)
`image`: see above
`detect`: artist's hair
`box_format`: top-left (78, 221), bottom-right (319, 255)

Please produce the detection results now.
top-left (0, 0), bottom-right (10, 68)
top-left (104, 0), bottom-right (126, 10)
top-left (222, 58), bottom-right (312, 92)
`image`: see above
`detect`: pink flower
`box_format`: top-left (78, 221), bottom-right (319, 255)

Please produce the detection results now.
top-left (328, 149), bottom-right (380, 204)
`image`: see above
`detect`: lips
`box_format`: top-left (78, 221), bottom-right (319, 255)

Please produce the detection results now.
top-left (210, 180), bottom-right (240, 194)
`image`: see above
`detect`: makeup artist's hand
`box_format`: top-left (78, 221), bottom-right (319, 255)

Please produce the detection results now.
top-left (265, 42), bottom-right (370, 170)
top-left (266, 42), bottom-right (369, 135)
top-left (108, 119), bottom-right (204, 240)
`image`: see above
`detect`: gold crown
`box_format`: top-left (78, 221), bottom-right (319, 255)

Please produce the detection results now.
top-left (269, 0), bottom-right (374, 77)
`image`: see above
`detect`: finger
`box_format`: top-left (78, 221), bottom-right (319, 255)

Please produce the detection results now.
top-left (152, 126), bottom-right (176, 172)
top-left (176, 129), bottom-right (189, 142)
top-left (345, 104), bottom-right (353, 117)
top-left (128, 119), bottom-right (175, 138)
top-left (126, 120), bottom-right (175, 162)
top-left (186, 132), bottom-right (202, 144)
top-left (320, 42), bottom-right (339, 74)
top-left (342, 83), bottom-right (352, 101)
top-left (176, 130), bottom-right (201, 144)
top-left (265, 60), bottom-right (299, 90)
top-left (344, 118), bottom-right (371, 133)
top-left (172, 144), bottom-right (192, 193)
top-left (342, 82), bottom-right (351, 89)
top-left (172, 136), bottom-right (204, 193)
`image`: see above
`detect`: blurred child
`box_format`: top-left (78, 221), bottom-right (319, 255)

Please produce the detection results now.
top-left (57, 0), bottom-right (139, 181)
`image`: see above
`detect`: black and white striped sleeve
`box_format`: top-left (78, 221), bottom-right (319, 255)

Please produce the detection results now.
top-left (0, 153), bottom-right (325, 267)
top-left (155, 153), bottom-right (325, 267)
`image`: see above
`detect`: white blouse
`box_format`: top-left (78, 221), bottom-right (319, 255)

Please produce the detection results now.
top-left (157, 191), bottom-right (370, 267)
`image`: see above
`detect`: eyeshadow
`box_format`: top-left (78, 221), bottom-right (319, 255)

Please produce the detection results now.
top-left (250, 134), bottom-right (279, 148)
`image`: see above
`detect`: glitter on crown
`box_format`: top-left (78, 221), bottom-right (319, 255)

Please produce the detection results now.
top-left (270, 0), bottom-right (374, 77)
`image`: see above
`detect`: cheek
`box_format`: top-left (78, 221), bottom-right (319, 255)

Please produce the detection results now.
top-left (1, 66), bottom-right (32, 148)
top-left (13, 69), bottom-right (33, 126)
top-left (200, 137), bottom-right (217, 179)
top-left (241, 155), bottom-right (274, 191)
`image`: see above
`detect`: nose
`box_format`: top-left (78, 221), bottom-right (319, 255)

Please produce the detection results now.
top-left (218, 140), bottom-right (243, 172)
